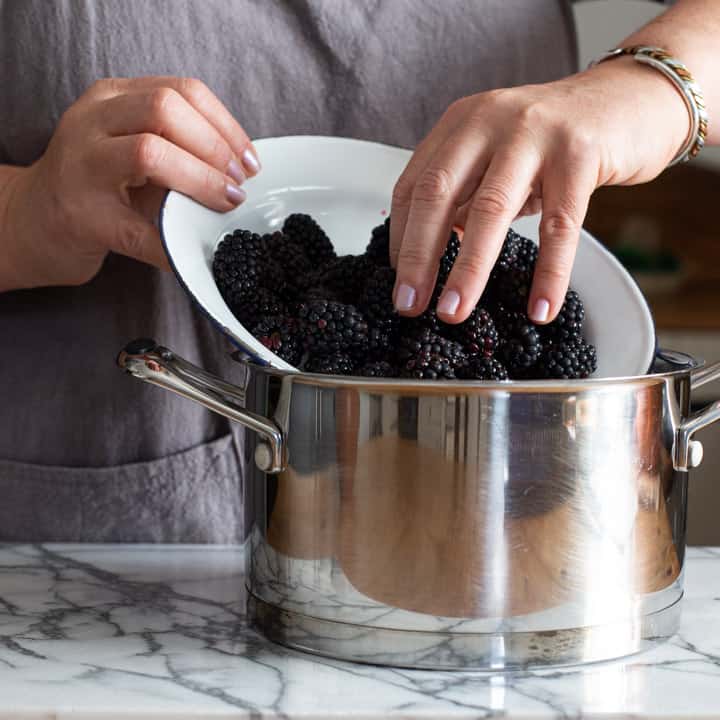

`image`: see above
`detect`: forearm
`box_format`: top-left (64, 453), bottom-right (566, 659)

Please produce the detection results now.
top-left (619, 0), bottom-right (720, 144)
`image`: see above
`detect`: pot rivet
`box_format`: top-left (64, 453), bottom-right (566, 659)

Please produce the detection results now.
top-left (254, 442), bottom-right (273, 472)
top-left (689, 440), bottom-right (704, 468)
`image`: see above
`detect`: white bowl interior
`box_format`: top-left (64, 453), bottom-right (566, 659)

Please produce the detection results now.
top-left (161, 136), bottom-right (655, 378)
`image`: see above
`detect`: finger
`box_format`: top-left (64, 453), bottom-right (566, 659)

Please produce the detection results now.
top-left (459, 183), bottom-right (543, 226)
top-left (96, 134), bottom-right (246, 212)
top-left (438, 146), bottom-right (540, 323)
top-left (86, 77), bottom-right (260, 176)
top-left (390, 100), bottom-right (468, 266)
top-left (393, 132), bottom-right (490, 316)
top-left (528, 158), bottom-right (597, 324)
top-left (93, 89), bottom-right (245, 185)
top-left (457, 195), bottom-right (539, 229)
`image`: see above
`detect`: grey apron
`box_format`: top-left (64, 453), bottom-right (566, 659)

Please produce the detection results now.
top-left (0, 0), bottom-right (577, 542)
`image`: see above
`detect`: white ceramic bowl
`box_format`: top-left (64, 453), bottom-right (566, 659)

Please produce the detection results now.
top-left (160, 136), bottom-right (655, 378)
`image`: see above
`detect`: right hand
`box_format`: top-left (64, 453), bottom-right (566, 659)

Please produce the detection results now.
top-left (4, 76), bottom-right (260, 289)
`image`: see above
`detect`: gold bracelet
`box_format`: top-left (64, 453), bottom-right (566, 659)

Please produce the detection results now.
top-left (590, 45), bottom-right (708, 166)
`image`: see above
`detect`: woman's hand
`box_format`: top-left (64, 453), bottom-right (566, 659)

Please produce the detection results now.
top-left (389, 58), bottom-right (689, 324)
top-left (3, 76), bottom-right (259, 290)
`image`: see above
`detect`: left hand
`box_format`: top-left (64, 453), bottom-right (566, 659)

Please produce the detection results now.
top-left (389, 58), bottom-right (688, 324)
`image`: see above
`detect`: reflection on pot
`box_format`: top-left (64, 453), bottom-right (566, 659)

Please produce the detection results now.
top-left (264, 382), bottom-right (680, 621)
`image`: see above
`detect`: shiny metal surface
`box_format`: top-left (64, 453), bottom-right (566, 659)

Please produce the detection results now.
top-left (673, 357), bottom-right (720, 471)
top-left (248, 593), bottom-right (682, 670)
top-left (118, 340), bottom-right (720, 669)
top-left (117, 341), bottom-right (286, 473)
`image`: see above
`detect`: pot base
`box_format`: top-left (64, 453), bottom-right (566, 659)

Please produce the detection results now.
top-left (248, 593), bottom-right (681, 670)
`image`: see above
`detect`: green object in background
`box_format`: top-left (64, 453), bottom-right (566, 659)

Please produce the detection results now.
top-left (613, 244), bottom-right (681, 273)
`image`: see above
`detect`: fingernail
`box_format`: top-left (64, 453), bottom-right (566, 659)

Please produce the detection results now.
top-left (227, 159), bottom-right (246, 185)
top-left (226, 183), bottom-right (246, 205)
top-left (242, 148), bottom-right (261, 175)
top-left (395, 284), bottom-right (417, 311)
top-left (531, 298), bottom-right (550, 323)
top-left (437, 290), bottom-right (460, 317)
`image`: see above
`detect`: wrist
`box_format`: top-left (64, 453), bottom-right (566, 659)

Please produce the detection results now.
top-left (583, 54), bottom-right (691, 170)
top-left (0, 163), bottom-right (66, 292)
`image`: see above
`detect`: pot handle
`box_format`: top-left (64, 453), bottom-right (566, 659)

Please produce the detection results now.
top-left (691, 360), bottom-right (720, 390)
top-left (117, 339), bottom-right (286, 473)
top-left (674, 360), bottom-right (720, 471)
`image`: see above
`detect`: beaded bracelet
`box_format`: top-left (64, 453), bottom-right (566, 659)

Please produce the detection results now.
top-left (590, 45), bottom-right (708, 166)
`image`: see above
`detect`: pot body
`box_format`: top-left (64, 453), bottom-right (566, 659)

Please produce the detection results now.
top-left (242, 362), bottom-right (688, 669)
top-left (118, 342), bottom-right (720, 669)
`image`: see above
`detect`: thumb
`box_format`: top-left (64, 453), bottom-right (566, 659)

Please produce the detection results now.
top-left (106, 206), bottom-right (170, 271)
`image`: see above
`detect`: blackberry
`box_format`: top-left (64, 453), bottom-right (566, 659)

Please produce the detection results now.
top-left (304, 284), bottom-right (341, 304)
top-left (496, 308), bottom-right (543, 377)
top-left (400, 270), bottom-right (461, 336)
top-left (458, 356), bottom-right (509, 381)
top-left (214, 216), bottom-right (598, 381)
top-left (398, 312), bottom-right (442, 342)
top-left (359, 360), bottom-right (397, 378)
top-left (398, 291), bottom-right (443, 336)
top-left (438, 230), bottom-right (461, 286)
top-left (263, 230), bottom-right (284, 244)
top-left (267, 232), bottom-right (311, 275)
top-left (361, 266), bottom-right (398, 328)
top-left (536, 339), bottom-right (598, 379)
top-left (251, 315), bottom-right (302, 366)
top-left (486, 229), bottom-right (538, 311)
top-left (496, 229), bottom-right (538, 273)
top-left (262, 230), bottom-right (284, 251)
top-left (319, 255), bottom-right (372, 305)
top-left (450, 306), bottom-right (498, 358)
top-left (575, 340), bottom-right (598, 377)
top-left (541, 290), bottom-right (585, 343)
top-left (298, 300), bottom-right (369, 356)
top-left (266, 231), bottom-right (315, 301)
top-left (282, 213), bottom-right (336, 267)
top-left (233, 287), bottom-right (285, 328)
top-left (366, 217), bottom-right (391, 266)
top-left (396, 328), bottom-right (433, 363)
top-left (304, 352), bottom-right (355, 376)
top-left (213, 229), bottom-right (275, 307)
top-left (367, 326), bottom-right (394, 358)
top-left (398, 330), bottom-right (467, 380)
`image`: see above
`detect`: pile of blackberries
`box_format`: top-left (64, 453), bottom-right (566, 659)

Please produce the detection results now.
top-left (212, 214), bottom-right (597, 380)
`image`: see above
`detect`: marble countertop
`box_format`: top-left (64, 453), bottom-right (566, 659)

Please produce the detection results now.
top-left (0, 544), bottom-right (719, 718)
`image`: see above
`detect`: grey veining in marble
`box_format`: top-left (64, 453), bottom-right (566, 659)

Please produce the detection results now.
top-left (0, 544), bottom-right (719, 718)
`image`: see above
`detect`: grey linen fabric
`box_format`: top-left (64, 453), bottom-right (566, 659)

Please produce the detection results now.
top-left (0, 0), bottom-right (577, 542)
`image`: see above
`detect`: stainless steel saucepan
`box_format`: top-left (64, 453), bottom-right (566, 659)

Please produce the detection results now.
top-left (117, 339), bottom-right (720, 669)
